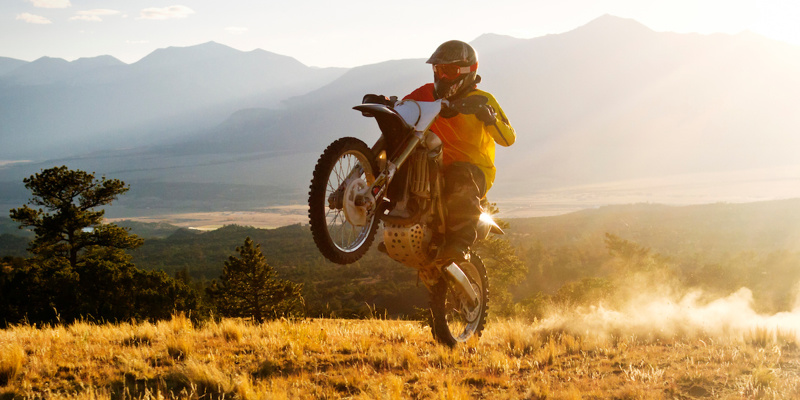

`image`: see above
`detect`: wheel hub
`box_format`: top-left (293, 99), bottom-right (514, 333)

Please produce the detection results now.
top-left (343, 178), bottom-right (369, 226)
top-left (460, 281), bottom-right (482, 322)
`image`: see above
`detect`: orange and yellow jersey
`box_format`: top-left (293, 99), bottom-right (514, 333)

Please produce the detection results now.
top-left (403, 83), bottom-right (515, 189)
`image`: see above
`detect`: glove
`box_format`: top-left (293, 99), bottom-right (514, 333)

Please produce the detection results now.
top-left (475, 104), bottom-right (496, 125)
top-left (362, 94), bottom-right (396, 106)
top-left (439, 103), bottom-right (459, 118)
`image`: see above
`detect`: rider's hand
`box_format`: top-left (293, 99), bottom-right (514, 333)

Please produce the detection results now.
top-left (362, 94), bottom-right (387, 104)
top-left (475, 104), bottom-right (496, 125)
top-left (362, 94), bottom-right (396, 106)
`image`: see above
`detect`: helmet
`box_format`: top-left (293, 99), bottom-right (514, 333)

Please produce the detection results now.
top-left (426, 40), bottom-right (479, 100)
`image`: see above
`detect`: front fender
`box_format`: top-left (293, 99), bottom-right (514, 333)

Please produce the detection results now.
top-left (353, 104), bottom-right (412, 145)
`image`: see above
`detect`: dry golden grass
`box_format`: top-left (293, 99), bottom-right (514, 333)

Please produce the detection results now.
top-left (1, 316), bottom-right (800, 399)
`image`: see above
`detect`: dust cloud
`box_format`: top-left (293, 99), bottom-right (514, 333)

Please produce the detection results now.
top-left (539, 282), bottom-right (800, 342)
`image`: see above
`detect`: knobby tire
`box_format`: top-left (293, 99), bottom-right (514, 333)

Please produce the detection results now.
top-left (429, 253), bottom-right (489, 347)
top-left (308, 137), bottom-right (380, 265)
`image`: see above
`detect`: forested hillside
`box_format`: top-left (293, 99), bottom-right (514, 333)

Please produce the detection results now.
top-left (130, 224), bottom-right (427, 319)
top-left (507, 199), bottom-right (800, 257)
top-left (506, 199), bottom-right (800, 313)
top-left (4, 198), bottom-right (800, 320)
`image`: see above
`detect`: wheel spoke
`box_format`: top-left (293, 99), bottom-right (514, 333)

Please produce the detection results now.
top-left (321, 152), bottom-right (373, 252)
top-left (310, 138), bottom-right (379, 264)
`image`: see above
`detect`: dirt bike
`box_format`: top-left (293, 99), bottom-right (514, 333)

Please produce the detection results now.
top-left (308, 94), bottom-right (503, 346)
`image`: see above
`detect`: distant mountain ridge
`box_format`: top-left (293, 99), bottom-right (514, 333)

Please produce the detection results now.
top-left (0, 56), bottom-right (28, 75)
top-left (1, 16), bottom-right (799, 216)
top-left (1, 55), bottom-right (126, 85)
top-left (0, 41), bottom-right (346, 159)
top-left (161, 15), bottom-right (800, 194)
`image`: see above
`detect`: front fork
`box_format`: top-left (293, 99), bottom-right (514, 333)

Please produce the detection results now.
top-left (328, 131), bottom-right (425, 220)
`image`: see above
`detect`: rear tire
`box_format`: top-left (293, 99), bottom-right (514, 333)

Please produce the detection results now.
top-left (429, 253), bottom-right (489, 347)
top-left (308, 137), bottom-right (380, 264)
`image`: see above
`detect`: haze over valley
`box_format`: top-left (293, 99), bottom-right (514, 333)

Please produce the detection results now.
top-left (2, 15), bottom-right (800, 224)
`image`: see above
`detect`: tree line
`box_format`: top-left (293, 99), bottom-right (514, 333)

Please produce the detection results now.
top-left (0, 167), bottom-right (303, 327)
top-left (4, 166), bottom-right (799, 327)
top-left (0, 166), bottom-right (524, 326)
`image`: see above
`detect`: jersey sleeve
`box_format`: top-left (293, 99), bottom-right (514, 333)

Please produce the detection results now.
top-left (485, 93), bottom-right (516, 147)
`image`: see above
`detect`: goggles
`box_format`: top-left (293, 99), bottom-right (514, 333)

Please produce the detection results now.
top-left (432, 63), bottom-right (477, 80)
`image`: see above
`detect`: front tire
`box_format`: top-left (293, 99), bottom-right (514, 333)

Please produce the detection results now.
top-left (429, 253), bottom-right (489, 347)
top-left (308, 137), bottom-right (380, 264)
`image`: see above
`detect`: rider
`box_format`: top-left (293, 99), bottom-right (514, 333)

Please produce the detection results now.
top-left (403, 40), bottom-right (516, 262)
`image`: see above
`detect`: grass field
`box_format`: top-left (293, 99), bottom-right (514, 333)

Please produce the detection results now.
top-left (2, 313), bottom-right (799, 399)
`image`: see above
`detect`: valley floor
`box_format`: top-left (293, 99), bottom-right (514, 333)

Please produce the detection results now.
top-left (1, 316), bottom-right (798, 399)
top-left (106, 206), bottom-right (310, 231)
top-left (94, 164), bottom-right (800, 229)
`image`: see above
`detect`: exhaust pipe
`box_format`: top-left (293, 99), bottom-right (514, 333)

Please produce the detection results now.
top-left (443, 262), bottom-right (479, 309)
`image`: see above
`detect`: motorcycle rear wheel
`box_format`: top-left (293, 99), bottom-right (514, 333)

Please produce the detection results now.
top-left (308, 137), bottom-right (380, 264)
top-left (429, 253), bottom-right (489, 347)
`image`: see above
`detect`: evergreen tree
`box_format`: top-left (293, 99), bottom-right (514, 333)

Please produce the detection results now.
top-left (75, 246), bottom-right (200, 322)
top-left (207, 237), bottom-right (303, 322)
top-left (9, 166), bottom-right (143, 269)
top-left (3, 166), bottom-right (199, 324)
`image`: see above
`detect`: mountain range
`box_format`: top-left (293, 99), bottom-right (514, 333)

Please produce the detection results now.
top-left (0, 42), bottom-right (346, 159)
top-left (1, 15), bottom-right (799, 218)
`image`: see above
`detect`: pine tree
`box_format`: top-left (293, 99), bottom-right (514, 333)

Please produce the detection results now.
top-left (207, 237), bottom-right (303, 322)
top-left (9, 166), bottom-right (143, 269)
top-left (6, 166), bottom-right (198, 324)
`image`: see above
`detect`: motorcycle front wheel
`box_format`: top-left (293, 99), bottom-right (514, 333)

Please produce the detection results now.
top-left (308, 137), bottom-right (380, 264)
top-left (429, 253), bottom-right (489, 347)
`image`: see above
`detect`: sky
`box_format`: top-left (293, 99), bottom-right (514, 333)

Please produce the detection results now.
top-left (2, 0), bottom-right (800, 68)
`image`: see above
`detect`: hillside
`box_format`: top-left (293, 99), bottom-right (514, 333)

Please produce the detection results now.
top-left (5, 197), bottom-right (800, 398)
top-left (4, 198), bottom-right (800, 318)
top-left (165, 15), bottom-right (800, 193)
top-left (5, 197), bottom-right (800, 263)
top-left (507, 198), bottom-right (800, 258)
top-left (0, 56), bottom-right (32, 75)
top-left (1, 316), bottom-right (798, 399)
top-left (6, 198), bottom-right (798, 266)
